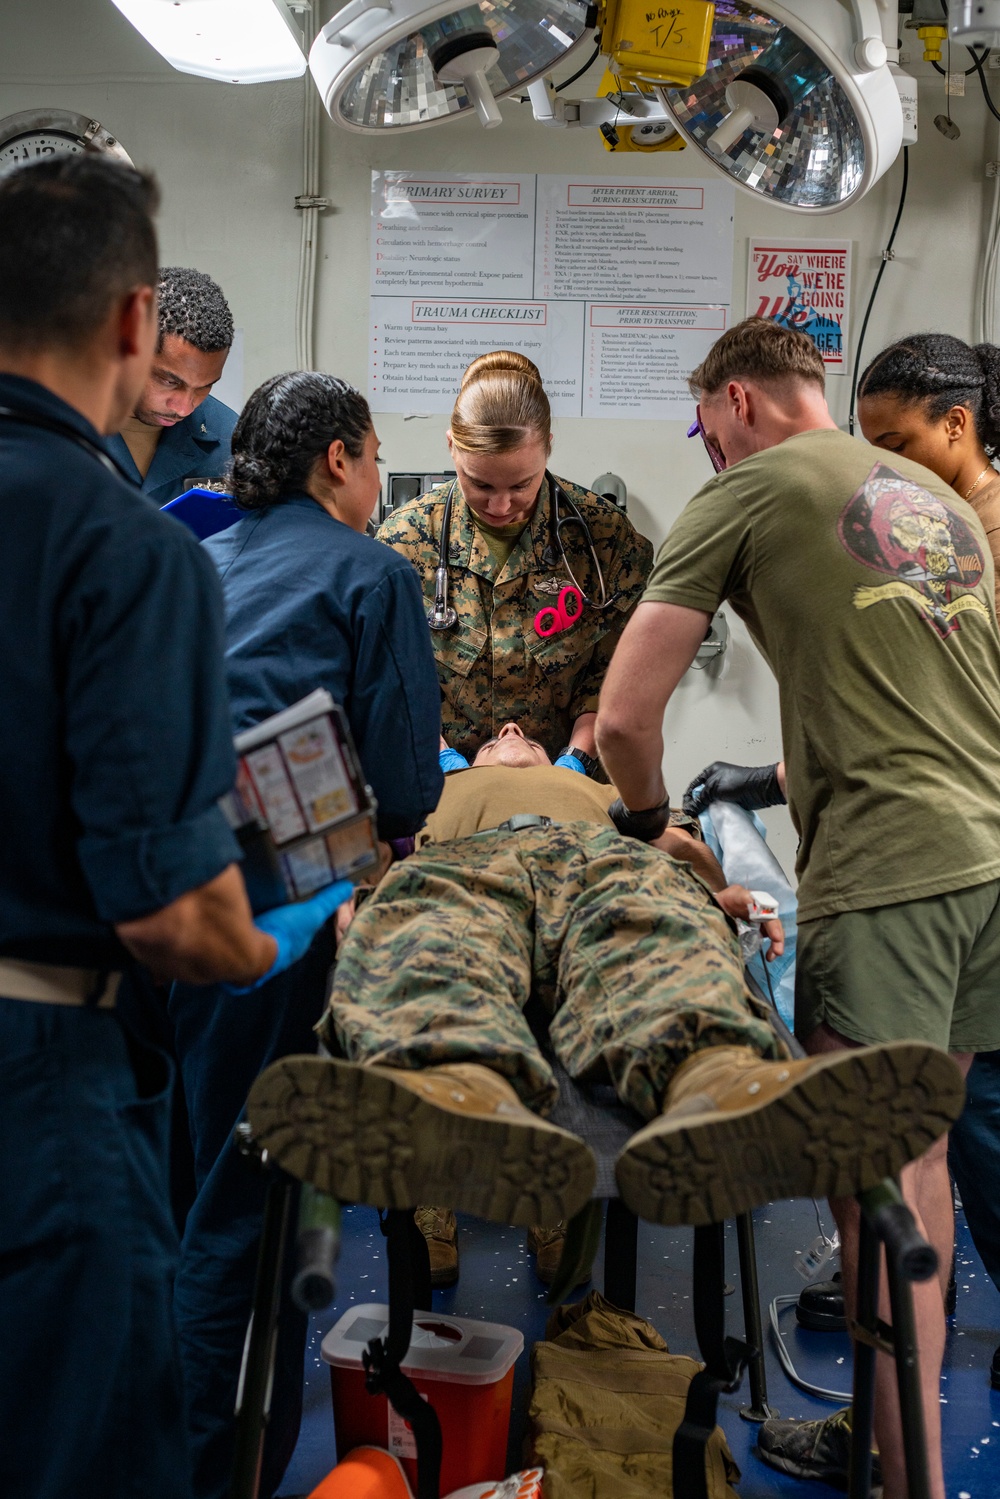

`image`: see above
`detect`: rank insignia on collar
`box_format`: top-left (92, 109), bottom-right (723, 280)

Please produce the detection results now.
top-left (535, 576), bottom-right (570, 595)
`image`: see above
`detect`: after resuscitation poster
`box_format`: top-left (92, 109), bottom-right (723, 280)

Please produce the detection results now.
top-left (370, 170), bottom-right (735, 420)
top-left (747, 238), bottom-right (852, 372)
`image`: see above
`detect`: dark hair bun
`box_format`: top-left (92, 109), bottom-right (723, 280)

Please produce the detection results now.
top-left (229, 452), bottom-right (284, 509)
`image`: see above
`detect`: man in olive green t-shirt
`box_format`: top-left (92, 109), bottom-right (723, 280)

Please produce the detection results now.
top-left (596, 317), bottom-right (1000, 1499)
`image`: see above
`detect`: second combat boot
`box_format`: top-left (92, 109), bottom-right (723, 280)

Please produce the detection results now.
top-left (615, 1041), bottom-right (964, 1226)
top-left (247, 1055), bottom-right (596, 1229)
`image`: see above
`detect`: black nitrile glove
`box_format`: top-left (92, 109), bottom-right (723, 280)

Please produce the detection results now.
top-left (608, 795), bottom-right (671, 842)
top-left (682, 760), bottom-right (785, 818)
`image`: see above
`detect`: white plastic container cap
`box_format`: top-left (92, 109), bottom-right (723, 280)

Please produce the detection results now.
top-left (321, 1304), bottom-right (524, 1387)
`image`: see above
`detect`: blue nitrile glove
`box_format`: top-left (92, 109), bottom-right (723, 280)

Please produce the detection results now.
top-left (439, 747), bottom-right (470, 773)
top-left (554, 753), bottom-right (587, 773)
top-left (225, 880), bottom-right (354, 993)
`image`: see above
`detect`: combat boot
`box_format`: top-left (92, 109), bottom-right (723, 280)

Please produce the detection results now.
top-left (415, 1207), bottom-right (459, 1287)
top-left (526, 1222), bottom-right (591, 1288)
top-left (615, 1042), bottom-right (964, 1227)
top-left (247, 1056), bottom-right (596, 1229)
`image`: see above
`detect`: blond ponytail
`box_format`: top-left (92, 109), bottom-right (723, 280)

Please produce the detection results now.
top-left (450, 349), bottom-right (551, 455)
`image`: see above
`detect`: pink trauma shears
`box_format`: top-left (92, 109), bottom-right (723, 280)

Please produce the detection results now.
top-left (534, 584), bottom-right (584, 638)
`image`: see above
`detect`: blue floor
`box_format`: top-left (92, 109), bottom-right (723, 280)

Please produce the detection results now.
top-left (281, 1197), bottom-right (1000, 1498)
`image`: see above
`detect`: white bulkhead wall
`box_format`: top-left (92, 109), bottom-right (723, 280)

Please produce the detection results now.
top-left (4, 1), bottom-right (995, 874)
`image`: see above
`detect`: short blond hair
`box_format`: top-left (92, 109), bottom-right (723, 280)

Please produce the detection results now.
top-left (690, 317), bottom-right (826, 396)
top-left (450, 350), bottom-right (551, 454)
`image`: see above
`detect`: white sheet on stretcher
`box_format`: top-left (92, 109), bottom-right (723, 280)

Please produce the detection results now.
top-left (699, 801), bottom-right (797, 1031)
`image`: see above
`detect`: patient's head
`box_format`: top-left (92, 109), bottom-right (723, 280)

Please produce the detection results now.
top-left (473, 722), bottom-right (551, 769)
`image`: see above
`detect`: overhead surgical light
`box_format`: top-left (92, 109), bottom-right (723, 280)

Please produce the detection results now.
top-left (308, 0), bottom-right (594, 130)
top-left (657, 3), bottom-right (905, 212)
top-left (110, 0), bottom-right (307, 84)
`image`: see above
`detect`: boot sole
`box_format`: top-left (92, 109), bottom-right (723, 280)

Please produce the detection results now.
top-left (247, 1056), bottom-right (596, 1229)
top-left (615, 1042), bottom-right (964, 1227)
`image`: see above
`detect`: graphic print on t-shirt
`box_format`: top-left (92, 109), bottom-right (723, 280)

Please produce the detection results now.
top-left (837, 462), bottom-right (988, 638)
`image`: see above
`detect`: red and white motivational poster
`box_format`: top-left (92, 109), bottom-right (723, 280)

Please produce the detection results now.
top-left (747, 239), bottom-right (851, 372)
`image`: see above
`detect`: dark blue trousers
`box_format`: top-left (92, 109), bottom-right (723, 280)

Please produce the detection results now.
top-left (0, 997), bottom-right (190, 1499)
top-left (169, 928), bottom-right (336, 1499)
top-left (950, 1049), bottom-right (1000, 1294)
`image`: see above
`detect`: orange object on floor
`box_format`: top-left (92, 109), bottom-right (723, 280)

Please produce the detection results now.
top-left (307, 1445), bottom-right (413, 1499)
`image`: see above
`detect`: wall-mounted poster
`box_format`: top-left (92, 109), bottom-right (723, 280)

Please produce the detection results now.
top-left (370, 170), bottom-right (735, 419)
top-left (746, 239), bottom-right (851, 373)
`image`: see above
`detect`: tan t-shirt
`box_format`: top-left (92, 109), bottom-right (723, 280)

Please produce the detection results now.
top-left (644, 428), bottom-right (1000, 922)
top-left (119, 416), bottom-right (162, 480)
top-left (418, 765), bottom-right (615, 845)
top-left (968, 471), bottom-right (1000, 616)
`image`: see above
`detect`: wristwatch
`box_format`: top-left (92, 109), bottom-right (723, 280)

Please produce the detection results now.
top-left (557, 746), bottom-right (601, 778)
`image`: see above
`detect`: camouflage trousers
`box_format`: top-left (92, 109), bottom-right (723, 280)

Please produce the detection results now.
top-left (324, 824), bottom-right (782, 1121)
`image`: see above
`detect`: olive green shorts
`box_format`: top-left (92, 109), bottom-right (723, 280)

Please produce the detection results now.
top-left (795, 878), bottom-right (1000, 1054)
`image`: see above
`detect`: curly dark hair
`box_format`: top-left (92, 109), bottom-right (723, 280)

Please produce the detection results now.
top-left (157, 266), bottom-right (233, 352)
top-left (858, 333), bottom-right (1000, 455)
top-left (230, 371), bottom-right (372, 511)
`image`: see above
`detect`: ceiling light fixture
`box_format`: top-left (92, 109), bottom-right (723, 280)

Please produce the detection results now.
top-left (110, 0), bottom-right (307, 84)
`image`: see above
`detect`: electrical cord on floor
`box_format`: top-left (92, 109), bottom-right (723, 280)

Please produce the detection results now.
top-left (769, 1295), bottom-right (853, 1403)
top-left (848, 146), bottom-right (909, 435)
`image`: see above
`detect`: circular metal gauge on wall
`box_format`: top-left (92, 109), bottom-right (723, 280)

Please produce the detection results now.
top-left (0, 108), bottom-right (134, 175)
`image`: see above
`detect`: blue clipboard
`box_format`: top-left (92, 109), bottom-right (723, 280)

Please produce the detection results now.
top-left (161, 486), bottom-right (240, 540)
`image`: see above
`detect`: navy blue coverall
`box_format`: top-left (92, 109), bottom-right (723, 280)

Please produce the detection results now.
top-left (105, 392), bottom-right (237, 506)
top-left (0, 374), bottom-right (241, 1499)
top-left (171, 493), bottom-right (444, 1499)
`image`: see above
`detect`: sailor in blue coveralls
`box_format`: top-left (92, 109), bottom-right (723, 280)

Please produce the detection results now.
top-left (0, 157), bottom-right (346, 1499)
top-left (105, 265), bottom-right (238, 505)
top-left (170, 371), bottom-right (444, 1499)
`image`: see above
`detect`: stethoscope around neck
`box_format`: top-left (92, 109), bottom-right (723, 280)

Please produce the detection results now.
top-left (427, 470), bottom-right (611, 632)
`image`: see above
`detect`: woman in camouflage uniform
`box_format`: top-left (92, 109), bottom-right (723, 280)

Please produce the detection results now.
top-left (377, 351), bottom-right (653, 771)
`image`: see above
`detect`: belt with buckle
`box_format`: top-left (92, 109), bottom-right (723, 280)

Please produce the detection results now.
top-left (0, 959), bottom-right (120, 1009)
top-left (473, 813), bottom-right (554, 837)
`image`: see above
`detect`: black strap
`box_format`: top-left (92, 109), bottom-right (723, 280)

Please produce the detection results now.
top-left (363, 1209), bottom-right (442, 1499)
top-left (0, 405), bottom-right (132, 483)
top-left (673, 1222), bottom-right (752, 1499)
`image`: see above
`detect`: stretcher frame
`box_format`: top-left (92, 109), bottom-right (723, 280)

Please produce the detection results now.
top-left (231, 980), bottom-right (938, 1499)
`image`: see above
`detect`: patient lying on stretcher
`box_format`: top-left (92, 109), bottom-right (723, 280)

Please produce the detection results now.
top-left (247, 724), bottom-right (963, 1232)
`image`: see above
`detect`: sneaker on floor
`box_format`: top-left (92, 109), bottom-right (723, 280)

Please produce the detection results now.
top-left (247, 1056), bottom-right (596, 1230)
top-left (615, 1042), bottom-right (965, 1228)
top-left (415, 1206), bottom-right (459, 1287)
top-left (757, 1408), bottom-right (882, 1489)
top-left (526, 1222), bottom-right (591, 1288)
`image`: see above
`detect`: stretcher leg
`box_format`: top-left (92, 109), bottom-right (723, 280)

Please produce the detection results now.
top-left (603, 1198), bottom-right (638, 1312)
top-left (736, 1212), bottom-right (777, 1422)
top-left (230, 1156), bottom-right (294, 1499)
top-left (847, 1180), bottom-right (937, 1499)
